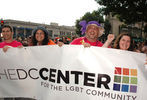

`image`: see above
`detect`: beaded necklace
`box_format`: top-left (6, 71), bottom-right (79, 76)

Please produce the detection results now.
top-left (83, 37), bottom-right (99, 46)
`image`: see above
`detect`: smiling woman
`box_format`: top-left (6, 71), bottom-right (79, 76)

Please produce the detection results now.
top-left (113, 33), bottom-right (134, 51)
top-left (31, 26), bottom-right (55, 46)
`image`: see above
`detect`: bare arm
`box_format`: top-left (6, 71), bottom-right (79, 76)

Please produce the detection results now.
top-left (102, 34), bottom-right (115, 48)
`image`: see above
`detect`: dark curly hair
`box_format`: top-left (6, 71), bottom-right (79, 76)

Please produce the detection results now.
top-left (32, 26), bottom-right (49, 46)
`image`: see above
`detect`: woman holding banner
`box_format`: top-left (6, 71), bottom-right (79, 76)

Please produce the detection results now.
top-left (31, 26), bottom-right (55, 46)
top-left (113, 33), bottom-right (134, 51)
top-left (101, 33), bottom-right (134, 51)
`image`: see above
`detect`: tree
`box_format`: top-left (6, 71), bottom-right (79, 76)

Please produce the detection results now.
top-left (75, 9), bottom-right (104, 36)
top-left (95, 0), bottom-right (147, 38)
top-left (95, 0), bottom-right (147, 24)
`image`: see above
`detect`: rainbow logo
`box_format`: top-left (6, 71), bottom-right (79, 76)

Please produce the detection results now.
top-left (113, 67), bottom-right (137, 93)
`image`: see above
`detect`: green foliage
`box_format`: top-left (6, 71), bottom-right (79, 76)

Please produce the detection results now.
top-left (95, 0), bottom-right (147, 24)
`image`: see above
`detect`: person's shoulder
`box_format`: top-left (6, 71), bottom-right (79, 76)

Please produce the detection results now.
top-left (97, 41), bottom-right (104, 47)
top-left (0, 42), bottom-right (5, 48)
top-left (48, 39), bottom-right (56, 45)
top-left (70, 37), bottom-right (83, 44)
top-left (72, 37), bottom-right (84, 42)
top-left (99, 41), bottom-right (103, 44)
top-left (0, 42), bottom-right (5, 44)
top-left (13, 40), bottom-right (21, 43)
top-left (12, 40), bottom-right (22, 45)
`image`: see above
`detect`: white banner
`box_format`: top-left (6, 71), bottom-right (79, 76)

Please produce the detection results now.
top-left (0, 45), bottom-right (146, 100)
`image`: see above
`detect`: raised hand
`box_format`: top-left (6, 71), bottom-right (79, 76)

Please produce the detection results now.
top-left (102, 34), bottom-right (115, 48)
top-left (107, 34), bottom-right (115, 43)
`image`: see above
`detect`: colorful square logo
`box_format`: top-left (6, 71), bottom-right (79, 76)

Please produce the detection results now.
top-left (113, 67), bottom-right (137, 93)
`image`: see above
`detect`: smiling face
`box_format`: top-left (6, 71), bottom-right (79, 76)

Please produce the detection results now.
top-left (35, 29), bottom-right (45, 43)
top-left (119, 35), bottom-right (131, 50)
top-left (2, 27), bottom-right (13, 41)
top-left (85, 24), bottom-right (99, 42)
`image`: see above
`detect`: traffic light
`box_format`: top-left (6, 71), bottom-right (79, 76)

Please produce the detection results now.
top-left (1, 20), bottom-right (4, 26)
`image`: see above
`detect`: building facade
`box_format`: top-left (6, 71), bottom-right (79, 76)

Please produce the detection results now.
top-left (107, 14), bottom-right (147, 41)
top-left (0, 19), bottom-right (77, 40)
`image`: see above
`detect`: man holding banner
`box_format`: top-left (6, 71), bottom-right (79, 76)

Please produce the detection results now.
top-left (70, 20), bottom-right (114, 48)
top-left (0, 26), bottom-right (33, 100)
top-left (0, 25), bottom-right (22, 52)
top-left (70, 20), bottom-right (104, 47)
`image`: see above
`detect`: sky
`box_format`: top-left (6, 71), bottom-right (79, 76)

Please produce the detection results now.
top-left (1, 0), bottom-right (100, 26)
